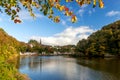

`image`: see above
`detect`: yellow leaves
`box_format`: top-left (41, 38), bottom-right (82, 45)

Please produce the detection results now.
top-left (30, 12), bottom-right (35, 17)
top-left (93, 0), bottom-right (104, 8)
top-left (86, 0), bottom-right (91, 4)
top-left (99, 0), bottom-right (104, 8)
top-left (32, 2), bottom-right (40, 8)
top-left (49, 8), bottom-right (54, 14)
top-left (66, 0), bottom-right (69, 2)
top-left (71, 15), bottom-right (77, 23)
top-left (76, 0), bottom-right (79, 2)
top-left (76, 0), bottom-right (104, 8)
top-left (55, 3), bottom-right (60, 9)
top-left (59, 6), bottom-right (65, 11)
top-left (93, 0), bottom-right (96, 8)
top-left (48, 14), bottom-right (53, 19)
top-left (21, 1), bottom-right (27, 6)
top-left (1, 0), bottom-right (104, 23)
top-left (65, 11), bottom-right (69, 16)
top-left (65, 11), bottom-right (73, 16)
top-left (66, 0), bottom-right (73, 2)
top-left (54, 16), bottom-right (60, 23)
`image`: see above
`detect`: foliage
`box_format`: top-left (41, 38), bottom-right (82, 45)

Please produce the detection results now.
top-left (76, 20), bottom-right (120, 57)
top-left (0, 0), bottom-right (104, 23)
top-left (54, 45), bottom-right (75, 53)
top-left (0, 57), bottom-right (29, 80)
top-left (0, 28), bottom-right (29, 80)
top-left (28, 39), bottom-right (43, 53)
top-left (27, 39), bottom-right (54, 54)
top-left (26, 39), bottom-right (76, 54)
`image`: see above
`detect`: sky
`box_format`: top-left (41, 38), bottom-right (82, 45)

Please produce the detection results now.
top-left (0, 0), bottom-right (120, 46)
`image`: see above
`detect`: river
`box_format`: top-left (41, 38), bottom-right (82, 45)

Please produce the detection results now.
top-left (19, 56), bottom-right (120, 80)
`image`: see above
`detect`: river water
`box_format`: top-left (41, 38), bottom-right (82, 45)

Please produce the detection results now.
top-left (19, 56), bottom-right (120, 80)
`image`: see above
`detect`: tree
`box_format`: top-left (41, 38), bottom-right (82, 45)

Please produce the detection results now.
top-left (76, 20), bottom-right (120, 57)
top-left (0, 0), bottom-right (104, 23)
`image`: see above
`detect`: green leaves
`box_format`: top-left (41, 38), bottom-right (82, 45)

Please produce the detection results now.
top-left (76, 20), bottom-right (120, 56)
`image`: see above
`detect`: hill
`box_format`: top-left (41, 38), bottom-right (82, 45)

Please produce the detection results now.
top-left (76, 20), bottom-right (120, 57)
top-left (0, 28), bottom-right (29, 80)
top-left (0, 28), bottom-right (20, 59)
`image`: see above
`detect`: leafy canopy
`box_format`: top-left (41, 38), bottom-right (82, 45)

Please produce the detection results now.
top-left (0, 0), bottom-right (104, 23)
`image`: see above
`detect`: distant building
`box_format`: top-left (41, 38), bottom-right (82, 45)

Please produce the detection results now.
top-left (40, 38), bottom-right (42, 45)
top-left (29, 44), bottom-right (33, 48)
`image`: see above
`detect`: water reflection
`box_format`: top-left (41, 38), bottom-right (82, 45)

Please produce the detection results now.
top-left (19, 56), bottom-right (120, 80)
top-left (76, 58), bottom-right (120, 80)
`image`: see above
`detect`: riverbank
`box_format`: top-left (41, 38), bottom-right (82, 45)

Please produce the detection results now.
top-left (67, 53), bottom-right (120, 59)
top-left (20, 52), bottom-right (120, 58)
top-left (0, 55), bottom-right (30, 80)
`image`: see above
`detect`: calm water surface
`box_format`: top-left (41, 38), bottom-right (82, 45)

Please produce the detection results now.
top-left (19, 56), bottom-right (120, 80)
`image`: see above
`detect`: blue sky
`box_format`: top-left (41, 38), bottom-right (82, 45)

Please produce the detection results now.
top-left (0, 0), bottom-right (120, 46)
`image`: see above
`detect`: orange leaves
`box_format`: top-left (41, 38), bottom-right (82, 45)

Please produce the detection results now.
top-left (65, 7), bottom-right (69, 11)
top-left (53, 2), bottom-right (76, 23)
top-left (54, 0), bottom-right (59, 3)
top-left (77, 0), bottom-right (85, 6)
top-left (59, 6), bottom-right (65, 11)
top-left (76, 0), bottom-right (104, 8)
top-left (99, 0), bottom-right (104, 8)
top-left (22, 0), bottom-right (104, 23)
top-left (14, 19), bottom-right (21, 23)
top-left (0, 0), bottom-right (104, 23)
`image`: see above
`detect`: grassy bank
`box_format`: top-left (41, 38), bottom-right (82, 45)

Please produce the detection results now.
top-left (0, 56), bottom-right (30, 80)
top-left (0, 28), bottom-right (30, 80)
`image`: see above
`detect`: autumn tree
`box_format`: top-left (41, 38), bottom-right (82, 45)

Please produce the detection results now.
top-left (0, 0), bottom-right (104, 23)
top-left (76, 20), bottom-right (120, 57)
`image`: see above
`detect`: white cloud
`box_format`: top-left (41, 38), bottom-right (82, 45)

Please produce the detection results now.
top-left (88, 10), bottom-right (92, 15)
top-left (18, 10), bottom-right (44, 20)
top-left (0, 18), bottom-right (2, 22)
top-left (61, 20), bottom-right (68, 27)
top-left (77, 5), bottom-right (88, 17)
top-left (81, 5), bottom-right (88, 8)
top-left (30, 26), bottom-right (95, 46)
top-left (88, 9), bottom-right (95, 15)
top-left (106, 10), bottom-right (120, 17)
top-left (78, 9), bottom-right (84, 17)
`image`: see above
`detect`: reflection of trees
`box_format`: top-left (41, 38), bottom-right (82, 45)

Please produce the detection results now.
top-left (76, 58), bottom-right (120, 79)
top-left (28, 56), bottom-right (42, 71)
top-left (19, 56), bottom-right (53, 71)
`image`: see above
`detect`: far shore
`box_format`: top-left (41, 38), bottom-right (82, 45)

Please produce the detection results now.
top-left (19, 52), bottom-right (120, 58)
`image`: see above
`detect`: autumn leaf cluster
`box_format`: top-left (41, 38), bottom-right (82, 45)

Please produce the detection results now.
top-left (0, 0), bottom-right (104, 23)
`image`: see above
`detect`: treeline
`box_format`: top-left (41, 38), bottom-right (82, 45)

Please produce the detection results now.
top-left (76, 20), bottom-right (120, 57)
top-left (20, 39), bottom-right (75, 54)
top-left (19, 39), bottom-right (55, 54)
top-left (0, 28), bottom-right (29, 80)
